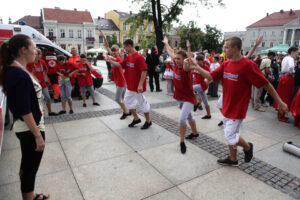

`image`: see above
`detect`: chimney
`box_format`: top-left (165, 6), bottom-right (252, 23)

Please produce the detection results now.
top-left (280, 9), bottom-right (284, 13)
top-left (289, 9), bottom-right (293, 15)
top-left (74, 8), bottom-right (77, 11)
top-left (98, 16), bottom-right (100, 20)
top-left (266, 13), bottom-right (269, 16)
top-left (130, 11), bottom-right (132, 16)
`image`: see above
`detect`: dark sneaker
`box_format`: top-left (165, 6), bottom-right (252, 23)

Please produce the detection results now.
top-left (244, 142), bottom-right (253, 163)
top-left (93, 102), bottom-right (100, 106)
top-left (218, 121), bottom-right (223, 126)
top-left (193, 103), bottom-right (199, 112)
top-left (199, 105), bottom-right (203, 110)
top-left (156, 89), bottom-right (162, 92)
top-left (217, 157), bottom-right (239, 166)
top-left (58, 110), bottom-right (66, 115)
top-left (141, 121), bottom-right (152, 130)
top-left (48, 112), bottom-right (58, 116)
top-left (201, 115), bottom-right (211, 119)
top-left (128, 119), bottom-right (141, 127)
top-left (54, 99), bottom-right (61, 103)
top-left (120, 112), bottom-right (131, 120)
top-left (69, 110), bottom-right (74, 114)
top-left (185, 133), bottom-right (199, 140)
top-left (83, 103), bottom-right (87, 107)
top-left (180, 142), bottom-right (186, 154)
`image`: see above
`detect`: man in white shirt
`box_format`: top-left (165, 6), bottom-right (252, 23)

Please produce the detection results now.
top-left (274, 47), bottom-right (298, 123)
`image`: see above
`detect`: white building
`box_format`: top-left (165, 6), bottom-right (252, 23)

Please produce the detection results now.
top-left (42, 7), bottom-right (96, 54)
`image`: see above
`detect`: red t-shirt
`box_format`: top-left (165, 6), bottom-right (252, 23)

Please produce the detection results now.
top-left (56, 62), bottom-right (77, 78)
top-left (112, 57), bottom-right (126, 87)
top-left (26, 60), bottom-right (47, 89)
top-left (121, 52), bottom-right (147, 92)
top-left (173, 64), bottom-right (196, 105)
top-left (68, 55), bottom-right (80, 65)
top-left (77, 63), bottom-right (93, 86)
top-left (211, 57), bottom-right (269, 119)
top-left (45, 55), bottom-right (58, 75)
top-left (194, 63), bottom-right (210, 91)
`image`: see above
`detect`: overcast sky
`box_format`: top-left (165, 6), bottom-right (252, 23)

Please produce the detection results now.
top-left (0, 0), bottom-right (298, 33)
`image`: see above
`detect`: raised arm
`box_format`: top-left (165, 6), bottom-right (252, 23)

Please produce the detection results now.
top-left (245, 36), bottom-right (263, 59)
top-left (99, 29), bottom-right (112, 55)
top-left (186, 40), bottom-right (193, 58)
top-left (162, 36), bottom-right (176, 59)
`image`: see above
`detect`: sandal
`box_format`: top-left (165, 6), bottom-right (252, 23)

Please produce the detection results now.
top-left (34, 193), bottom-right (50, 200)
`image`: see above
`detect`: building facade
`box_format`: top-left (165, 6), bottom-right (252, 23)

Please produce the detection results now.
top-left (105, 10), bottom-right (153, 45)
top-left (93, 17), bottom-right (120, 48)
top-left (42, 8), bottom-right (96, 54)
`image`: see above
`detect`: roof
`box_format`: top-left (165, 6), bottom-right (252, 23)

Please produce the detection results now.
top-left (113, 10), bottom-right (133, 18)
top-left (94, 18), bottom-right (119, 31)
top-left (43, 8), bottom-right (93, 23)
top-left (248, 9), bottom-right (300, 28)
top-left (13, 15), bottom-right (42, 29)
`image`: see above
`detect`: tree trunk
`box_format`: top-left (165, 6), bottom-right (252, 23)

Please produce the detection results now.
top-left (151, 0), bottom-right (164, 56)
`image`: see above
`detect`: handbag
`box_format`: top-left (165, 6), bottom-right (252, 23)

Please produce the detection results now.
top-left (155, 65), bottom-right (161, 73)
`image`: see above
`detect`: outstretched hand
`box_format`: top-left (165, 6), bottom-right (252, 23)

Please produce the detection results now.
top-left (162, 36), bottom-right (168, 44)
top-left (98, 29), bottom-right (104, 36)
top-left (186, 40), bottom-right (190, 48)
top-left (278, 101), bottom-right (289, 116)
top-left (255, 36), bottom-right (263, 46)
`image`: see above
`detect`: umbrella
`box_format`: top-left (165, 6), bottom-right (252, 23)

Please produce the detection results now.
top-left (260, 44), bottom-right (290, 55)
top-left (87, 47), bottom-right (107, 54)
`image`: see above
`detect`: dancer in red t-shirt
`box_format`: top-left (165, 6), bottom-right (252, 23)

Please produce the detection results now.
top-left (107, 39), bottom-right (152, 129)
top-left (26, 49), bottom-right (57, 116)
top-left (99, 30), bottom-right (131, 120)
top-left (163, 37), bottom-right (199, 154)
top-left (187, 37), bottom-right (288, 166)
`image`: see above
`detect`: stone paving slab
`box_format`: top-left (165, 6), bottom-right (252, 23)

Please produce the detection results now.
top-left (99, 114), bottom-right (142, 131)
top-left (114, 122), bottom-right (178, 151)
top-left (73, 153), bottom-right (173, 200)
top-left (143, 187), bottom-right (191, 200)
top-left (0, 169), bottom-right (83, 200)
top-left (61, 131), bottom-right (134, 168)
top-left (139, 142), bottom-right (221, 185)
top-left (178, 167), bottom-right (293, 200)
top-left (0, 141), bottom-right (69, 186)
top-left (53, 118), bottom-right (110, 140)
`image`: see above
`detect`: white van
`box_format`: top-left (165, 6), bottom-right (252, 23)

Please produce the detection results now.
top-left (0, 24), bottom-right (71, 57)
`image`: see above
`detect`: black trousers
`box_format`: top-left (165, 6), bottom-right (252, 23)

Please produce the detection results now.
top-left (48, 74), bottom-right (58, 85)
top-left (16, 131), bottom-right (45, 193)
top-left (148, 71), bottom-right (160, 91)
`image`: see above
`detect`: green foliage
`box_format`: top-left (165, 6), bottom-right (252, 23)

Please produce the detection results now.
top-left (201, 24), bottom-right (224, 53)
top-left (107, 33), bottom-right (120, 47)
top-left (139, 33), bottom-right (156, 49)
top-left (176, 21), bottom-right (204, 51)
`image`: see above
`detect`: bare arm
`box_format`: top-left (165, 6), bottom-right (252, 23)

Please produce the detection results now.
top-left (188, 58), bottom-right (213, 81)
top-left (245, 36), bottom-right (263, 59)
top-left (263, 82), bottom-right (288, 114)
top-left (186, 40), bottom-right (193, 58)
top-left (162, 36), bottom-right (175, 59)
top-left (137, 70), bottom-right (147, 92)
top-left (106, 57), bottom-right (122, 68)
top-left (99, 30), bottom-right (112, 55)
top-left (22, 114), bottom-right (45, 152)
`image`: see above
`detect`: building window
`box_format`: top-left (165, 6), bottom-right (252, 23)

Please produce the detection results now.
top-left (263, 31), bottom-right (266, 36)
top-left (99, 36), bottom-right (103, 43)
top-left (148, 24), bottom-right (151, 32)
top-left (139, 25), bottom-right (143, 32)
top-left (60, 29), bottom-right (65, 38)
top-left (60, 44), bottom-right (66, 49)
top-left (48, 28), bottom-right (54, 37)
top-left (262, 42), bottom-right (265, 47)
top-left (87, 30), bottom-right (92, 38)
top-left (123, 36), bottom-right (127, 42)
top-left (106, 35), bottom-right (111, 41)
top-left (270, 42), bottom-right (273, 47)
top-left (69, 29), bottom-right (73, 38)
top-left (252, 32), bottom-right (255, 37)
top-left (281, 31), bottom-right (284, 36)
top-left (78, 30), bottom-right (82, 38)
top-left (123, 23), bottom-right (127, 31)
top-left (272, 31), bottom-right (275, 36)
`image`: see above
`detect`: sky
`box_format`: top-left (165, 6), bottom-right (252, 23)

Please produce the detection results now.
top-left (0, 0), bottom-right (299, 33)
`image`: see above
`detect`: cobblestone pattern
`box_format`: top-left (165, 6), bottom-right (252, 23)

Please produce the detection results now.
top-left (45, 87), bottom-right (300, 199)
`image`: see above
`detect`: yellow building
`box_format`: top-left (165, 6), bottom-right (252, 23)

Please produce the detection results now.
top-left (105, 10), bottom-right (154, 45)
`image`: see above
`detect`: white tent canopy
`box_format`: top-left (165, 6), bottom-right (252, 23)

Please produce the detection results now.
top-left (87, 47), bottom-right (107, 54)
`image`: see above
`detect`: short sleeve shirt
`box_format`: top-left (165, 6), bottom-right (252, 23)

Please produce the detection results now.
top-left (281, 55), bottom-right (295, 73)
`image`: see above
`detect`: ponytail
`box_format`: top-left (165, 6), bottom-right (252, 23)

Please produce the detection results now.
top-left (0, 34), bottom-right (31, 94)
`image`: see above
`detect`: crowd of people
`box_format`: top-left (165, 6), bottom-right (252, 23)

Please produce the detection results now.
top-left (0, 31), bottom-right (299, 199)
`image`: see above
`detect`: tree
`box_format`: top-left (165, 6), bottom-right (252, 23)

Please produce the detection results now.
top-left (201, 24), bottom-right (224, 53)
top-left (127, 0), bottom-right (224, 55)
top-left (139, 33), bottom-right (156, 49)
top-left (107, 33), bottom-right (120, 47)
top-left (176, 21), bottom-right (204, 51)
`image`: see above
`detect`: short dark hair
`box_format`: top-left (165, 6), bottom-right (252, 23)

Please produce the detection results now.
top-left (196, 55), bottom-right (204, 61)
top-left (80, 54), bottom-right (86, 58)
top-left (57, 55), bottom-right (66, 62)
top-left (123, 39), bottom-right (134, 47)
top-left (135, 46), bottom-right (140, 51)
top-left (267, 51), bottom-right (276, 57)
top-left (226, 37), bottom-right (242, 50)
top-left (214, 56), bottom-right (220, 61)
top-left (288, 47), bottom-right (298, 54)
top-left (176, 50), bottom-right (187, 59)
